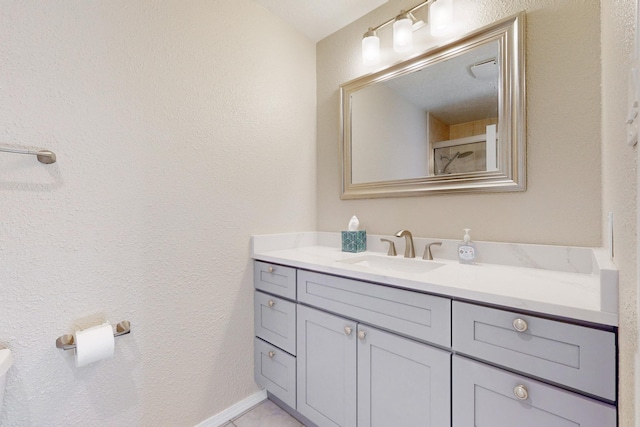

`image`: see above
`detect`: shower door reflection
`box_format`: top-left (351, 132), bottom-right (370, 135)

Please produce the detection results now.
top-left (434, 143), bottom-right (484, 175)
top-left (432, 124), bottom-right (497, 176)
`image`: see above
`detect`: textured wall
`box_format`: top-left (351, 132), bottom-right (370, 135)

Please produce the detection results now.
top-left (317, 0), bottom-right (602, 246)
top-left (0, 0), bottom-right (316, 425)
top-left (601, 1), bottom-right (638, 426)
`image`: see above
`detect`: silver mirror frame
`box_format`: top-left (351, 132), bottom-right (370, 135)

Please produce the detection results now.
top-left (340, 12), bottom-right (526, 199)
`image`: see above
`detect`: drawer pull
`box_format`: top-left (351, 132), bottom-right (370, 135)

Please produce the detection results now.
top-left (513, 384), bottom-right (529, 400)
top-left (344, 326), bottom-right (353, 336)
top-left (268, 300), bottom-right (275, 308)
top-left (512, 318), bottom-right (528, 332)
top-left (267, 266), bottom-right (275, 273)
top-left (358, 330), bottom-right (366, 340)
top-left (268, 351), bottom-right (275, 358)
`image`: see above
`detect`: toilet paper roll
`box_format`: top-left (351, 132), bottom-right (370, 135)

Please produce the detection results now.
top-left (75, 322), bottom-right (115, 367)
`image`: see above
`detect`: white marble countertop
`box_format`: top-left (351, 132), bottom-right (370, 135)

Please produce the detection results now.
top-left (251, 232), bottom-right (619, 326)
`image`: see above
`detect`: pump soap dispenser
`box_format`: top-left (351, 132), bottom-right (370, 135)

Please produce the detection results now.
top-left (458, 228), bottom-right (477, 264)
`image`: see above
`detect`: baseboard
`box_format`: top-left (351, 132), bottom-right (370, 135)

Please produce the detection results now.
top-left (195, 389), bottom-right (267, 427)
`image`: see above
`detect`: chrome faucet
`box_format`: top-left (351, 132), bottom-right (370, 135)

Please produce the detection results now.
top-left (423, 242), bottom-right (442, 260)
top-left (395, 230), bottom-right (415, 258)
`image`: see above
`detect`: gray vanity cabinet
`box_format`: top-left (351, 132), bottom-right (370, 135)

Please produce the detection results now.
top-left (452, 356), bottom-right (617, 427)
top-left (357, 324), bottom-right (451, 427)
top-left (297, 304), bottom-right (357, 427)
top-left (254, 261), bottom-right (297, 300)
top-left (254, 260), bottom-right (618, 427)
top-left (452, 301), bottom-right (616, 401)
top-left (296, 304), bottom-right (451, 427)
top-left (254, 262), bottom-right (298, 409)
top-left (296, 269), bottom-right (454, 426)
top-left (297, 270), bottom-right (451, 347)
top-left (254, 291), bottom-right (296, 355)
top-left (254, 337), bottom-right (297, 409)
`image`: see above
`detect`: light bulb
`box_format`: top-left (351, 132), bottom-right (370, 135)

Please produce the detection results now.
top-left (393, 12), bottom-right (413, 52)
top-left (362, 29), bottom-right (380, 66)
top-left (430, 0), bottom-right (453, 37)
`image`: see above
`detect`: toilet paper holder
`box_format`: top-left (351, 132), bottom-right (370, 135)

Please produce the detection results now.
top-left (55, 320), bottom-right (131, 351)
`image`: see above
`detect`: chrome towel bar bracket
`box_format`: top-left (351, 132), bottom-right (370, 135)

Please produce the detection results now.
top-left (0, 146), bottom-right (57, 164)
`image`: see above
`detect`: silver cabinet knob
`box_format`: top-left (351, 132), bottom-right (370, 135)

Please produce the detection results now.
top-left (267, 266), bottom-right (275, 273)
top-left (513, 384), bottom-right (528, 400)
top-left (268, 351), bottom-right (275, 358)
top-left (358, 330), bottom-right (366, 340)
top-left (513, 318), bottom-right (528, 332)
top-left (344, 326), bottom-right (353, 336)
top-left (268, 300), bottom-right (275, 308)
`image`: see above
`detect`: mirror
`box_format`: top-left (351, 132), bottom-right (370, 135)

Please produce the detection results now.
top-left (340, 13), bottom-right (525, 199)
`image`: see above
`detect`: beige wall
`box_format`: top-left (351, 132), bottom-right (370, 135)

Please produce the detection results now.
top-left (317, 0), bottom-right (638, 424)
top-left (0, 0), bottom-right (316, 425)
top-left (317, 0), bottom-right (602, 246)
top-left (601, 1), bottom-right (638, 426)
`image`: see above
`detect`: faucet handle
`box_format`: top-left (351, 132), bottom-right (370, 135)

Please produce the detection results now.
top-left (380, 239), bottom-right (397, 256)
top-left (423, 241), bottom-right (443, 260)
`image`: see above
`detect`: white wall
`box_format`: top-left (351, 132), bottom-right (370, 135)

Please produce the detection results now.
top-left (317, 0), bottom-right (602, 246)
top-left (0, 0), bottom-right (316, 425)
top-left (351, 84), bottom-right (428, 183)
top-left (601, 1), bottom-right (638, 426)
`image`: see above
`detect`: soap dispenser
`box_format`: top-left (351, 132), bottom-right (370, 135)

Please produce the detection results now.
top-left (458, 228), bottom-right (477, 264)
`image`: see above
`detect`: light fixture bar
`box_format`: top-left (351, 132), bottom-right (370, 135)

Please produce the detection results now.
top-left (366, 0), bottom-right (435, 33)
top-left (362, 0), bottom-right (438, 64)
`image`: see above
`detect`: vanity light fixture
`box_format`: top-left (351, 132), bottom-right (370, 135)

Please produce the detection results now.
top-left (362, 28), bottom-right (381, 66)
top-left (393, 11), bottom-right (414, 52)
top-left (361, 0), bottom-right (453, 65)
top-left (429, 0), bottom-right (453, 36)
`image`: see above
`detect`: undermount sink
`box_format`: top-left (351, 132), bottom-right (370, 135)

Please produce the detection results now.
top-left (339, 254), bottom-right (444, 274)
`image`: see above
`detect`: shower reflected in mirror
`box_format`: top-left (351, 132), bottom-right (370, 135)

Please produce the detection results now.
top-left (438, 151), bottom-right (474, 174)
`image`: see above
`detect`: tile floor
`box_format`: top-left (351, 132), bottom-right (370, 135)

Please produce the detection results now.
top-left (223, 399), bottom-right (305, 427)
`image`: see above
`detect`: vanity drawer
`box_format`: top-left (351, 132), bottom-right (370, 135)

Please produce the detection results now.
top-left (254, 337), bottom-right (296, 409)
top-left (254, 261), bottom-right (297, 300)
top-left (297, 270), bottom-right (451, 347)
top-left (453, 355), bottom-right (616, 427)
top-left (452, 301), bottom-right (616, 401)
top-left (254, 291), bottom-right (296, 355)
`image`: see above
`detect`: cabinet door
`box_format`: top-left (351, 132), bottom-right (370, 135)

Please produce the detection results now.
top-left (297, 305), bottom-right (357, 427)
top-left (452, 355), bottom-right (616, 427)
top-left (357, 325), bottom-right (451, 427)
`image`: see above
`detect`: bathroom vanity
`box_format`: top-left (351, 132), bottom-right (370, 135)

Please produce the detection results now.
top-left (252, 233), bottom-right (618, 427)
